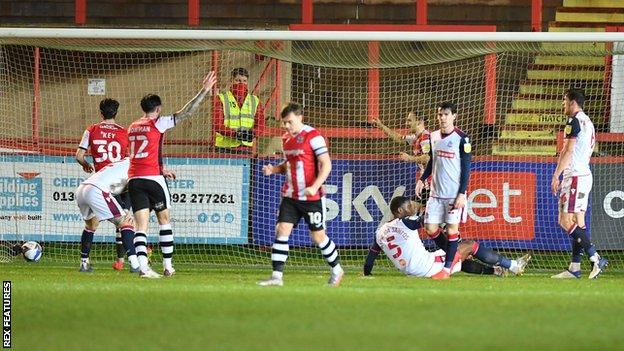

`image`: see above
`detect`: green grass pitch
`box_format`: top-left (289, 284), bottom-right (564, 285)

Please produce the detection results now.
top-left (3, 262), bottom-right (624, 351)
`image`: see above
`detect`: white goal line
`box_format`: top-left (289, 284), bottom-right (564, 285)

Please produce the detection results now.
top-left (0, 28), bottom-right (623, 42)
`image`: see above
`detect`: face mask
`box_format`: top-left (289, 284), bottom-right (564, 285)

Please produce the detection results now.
top-left (231, 83), bottom-right (248, 96)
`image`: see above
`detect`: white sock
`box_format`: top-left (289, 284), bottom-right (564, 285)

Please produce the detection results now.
top-left (272, 271), bottom-right (283, 280)
top-left (509, 260), bottom-right (519, 274)
top-left (81, 258), bottom-right (89, 264)
top-left (138, 255), bottom-right (149, 271)
top-left (128, 255), bottom-right (139, 269)
top-left (163, 258), bottom-right (173, 271)
top-left (331, 264), bottom-right (343, 275)
top-left (589, 254), bottom-right (600, 264)
top-left (569, 262), bottom-right (581, 272)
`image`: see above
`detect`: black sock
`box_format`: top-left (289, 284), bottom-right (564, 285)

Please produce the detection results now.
top-left (569, 225), bottom-right (597, 258)
top-left (571, 238), bottom-right (583, 263)
top-left (271, 238), bottom-right (289, 273)
top-left (472, 243), bottom-right (512, 269)
top-left (80, 228), bottom-right (95, 260)
top-left (429, 228), bottom-right (448, 252)
top-left (444, 232), bottom-right (460, 269)
top-left (115, 229), bottom-right (124, 259)
top-left (120, 226), bottom-right (136, 256)
top-left (461, 259), bottom-right (494, 275)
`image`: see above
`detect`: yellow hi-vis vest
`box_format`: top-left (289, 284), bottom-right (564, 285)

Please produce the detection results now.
top-left (215, 91), bottom-right (259, 148)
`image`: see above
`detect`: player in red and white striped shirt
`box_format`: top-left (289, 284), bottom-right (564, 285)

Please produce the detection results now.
top-left (372, 110), bottom-right (431, 208)
top-left (258, 102), bottom-right (344, 287)
top-left (75, 98), bottom-right (133, 271)
top-left (128, 71), bottom-right (217, 278)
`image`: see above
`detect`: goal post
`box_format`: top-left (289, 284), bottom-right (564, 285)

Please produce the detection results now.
top-left (1, 28), bottom-right (623, 272)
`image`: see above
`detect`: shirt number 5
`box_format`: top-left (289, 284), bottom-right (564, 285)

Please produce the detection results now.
top-left (386, 235), bottom-right (402, 259)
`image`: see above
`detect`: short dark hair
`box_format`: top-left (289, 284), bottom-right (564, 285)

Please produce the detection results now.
top-left (565, 89), bottom-right (585, 108)
top-left (437, 101), bottom-right (457, 114)
top-left (231, 67), bottom-right (249, 79)
top-left (281, 102), bottom-right (304, 119)
top-left (99, 98), bottom-right (119, 119)
top-left (390, 196), bottom-right (411, 216)
top-left (140, 94), bottom-right (162, 113)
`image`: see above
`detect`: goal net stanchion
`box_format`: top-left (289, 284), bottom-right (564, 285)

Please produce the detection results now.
top-left (0, 28), bottom-right (623, 272)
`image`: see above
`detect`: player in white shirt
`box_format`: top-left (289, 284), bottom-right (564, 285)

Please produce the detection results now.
top-left (74, 158), bottom-right (140, 272)
top-left (363, 196), bottom-right (531, 277)
top-left (551, 89), bottom-right (607, 279)
top-left (415, 102), bottom-right (471, 279)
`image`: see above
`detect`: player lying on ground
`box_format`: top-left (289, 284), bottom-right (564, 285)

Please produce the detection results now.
top-left (363, 196), bottom-right (531, 278)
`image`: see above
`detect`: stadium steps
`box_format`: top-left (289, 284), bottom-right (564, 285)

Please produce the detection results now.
top-left (512, 93), bottom-right (606, 110)
top-left (492, 142), bottom-right (558, 156)
top-left (493, 2), bottom-right (622, 157)
top-left (555, 7), bottom-right (624, 23)
top-left (534, 55), bottom-right (605, 65)
top-left (519, 82), bottom-right (605, 95)
top-left (499, 129), bottom-right (557, 141)
top-left (563, 0), bottom-right (624, 8)
top-left (548, 21), bottom-right (624, 29)
top-left (504, 113), bottom-right (568, 126)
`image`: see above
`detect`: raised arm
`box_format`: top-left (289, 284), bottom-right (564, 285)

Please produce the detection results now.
top-left (372, 118), bottom-right (405, 144)
top-left (174, 71), bottom-right (217, 123)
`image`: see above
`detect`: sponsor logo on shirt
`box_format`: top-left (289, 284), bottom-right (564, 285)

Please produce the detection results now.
top-left (436, 150), bottom-right (455, 158)
top-left (284, 149), bottom-right (305, 156)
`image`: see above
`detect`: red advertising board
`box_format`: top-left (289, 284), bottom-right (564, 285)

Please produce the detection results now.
top-left (462, 171), bottom-right (536, 240)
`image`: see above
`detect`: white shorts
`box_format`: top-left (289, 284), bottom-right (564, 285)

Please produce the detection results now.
top-left (559, 174), bottom-right (592, 213)
top-left (75, 184), bottom-right (124, 221)
top-left (424, 197), bottom-right (467, 225)
top-left (423, 249), bottom-right (462, 277)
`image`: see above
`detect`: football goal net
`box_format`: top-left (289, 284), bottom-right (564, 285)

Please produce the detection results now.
top-left (1, 28), bottom-right (623, 272)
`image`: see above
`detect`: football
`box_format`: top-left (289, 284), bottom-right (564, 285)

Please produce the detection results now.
top-left (22, 241), bottom-right (43, 262)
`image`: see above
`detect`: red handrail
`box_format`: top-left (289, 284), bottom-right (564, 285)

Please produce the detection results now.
top-left (188, 0), bottom-right (200, 27)
top-left (416, 0), bottom-right (427, 25)
top-left (532, 0), bottom-right (542, 32)
top-left (75, 0), bottom-right (86, 25)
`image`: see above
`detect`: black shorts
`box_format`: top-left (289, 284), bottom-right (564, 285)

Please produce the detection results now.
top-left (113, 191), bottom-right (131, 211)
top-left (277, 197), bottom-right (326, 231)
top-left (128, 177), bottom-right (171, 213)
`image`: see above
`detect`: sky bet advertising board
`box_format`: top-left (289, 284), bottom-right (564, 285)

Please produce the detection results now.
top-left (253, 158), bottom-right (620, 250)
top-left (0, 155), bottom-right (249, 244)
top-left (2, 155), bottom-right (621, 249)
